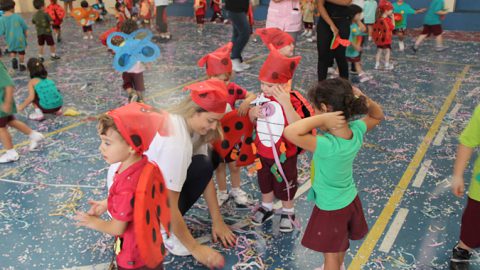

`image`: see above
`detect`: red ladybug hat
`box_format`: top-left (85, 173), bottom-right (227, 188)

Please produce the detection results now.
top-left (255, 28), bottom-right (295, 50)
top-left (258, 44), bottom-right (301, 84)
top-left (106, 103), bottom-right (171, 154)
top-left (379, 0), bottom-right (393, 11)
top-left (184, 79), bottom-right (228, 113)
top-left (197, 42), bottom-right (233, 76)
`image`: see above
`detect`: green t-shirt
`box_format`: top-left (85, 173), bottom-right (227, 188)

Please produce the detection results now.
top-left (308, 120), bottom-right (367, 211)
top-left (0, 13), bottom-right (28, 51)
top-left (393, 2), bottom-right (416, 29)
top-left (363, 0), bottom-right (377, 24)
top-left (32, 10), bottom-right (52, 36)
top-left (0, 62), bottom-right (17, 118)
top-left (34, 78), bottom-right (63, 109)
top-left (346, 23), bottom-right (365, 58)
top-left (424, 0), bottom-right (444, 25)
top-left (459, 105), bottom-right (480, 202)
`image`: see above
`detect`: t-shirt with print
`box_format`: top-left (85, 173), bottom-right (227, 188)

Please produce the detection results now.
top-left (308, 120), bottom-right (367, 211)
top-left (393, 2), bottom-right (416, 29)
top-left (0, 13), bottom-right (28, 51)
top-left (32, 9), bottom-right (52, 36)
top-left (459, 105), bottom-right (480, 202)
top-left (424, 0), bottom-right (444, 25)
top-left (346, 23), bottom-right (365, 58)
top-left (107, 156), bottom-right (148, 269)
top-left (0, 62), bottom-right (17, 118)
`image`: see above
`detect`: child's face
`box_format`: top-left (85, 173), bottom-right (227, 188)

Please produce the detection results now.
top-left (190, 111), bottom-right (224, 135)
top-left (386, 9), bottom-right (393, 15)
top-left (353, 13), bottom-right (361, 22)
top-left (260, 81), bottom-right (287, 97)
top-left (278, 44), bottom-right (294, 57)
top-left (98, 128), bottom-right (133, 164)
top-left (210, 73), bottom-right (231, 84)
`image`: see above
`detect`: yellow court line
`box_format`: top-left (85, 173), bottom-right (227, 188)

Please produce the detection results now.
top-left (348, 64), bottom-right (471, 269)
top-left (0, 54), bottom-right (268, 155)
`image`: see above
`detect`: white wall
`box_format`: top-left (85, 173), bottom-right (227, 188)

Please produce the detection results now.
top-left (15, 0), bottom-right (117, 13)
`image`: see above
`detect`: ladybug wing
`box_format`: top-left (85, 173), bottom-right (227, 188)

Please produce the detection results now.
top-left (235, 122), bottom-right (256, 167)
top-left (213, 111), bottom-right (249, 158)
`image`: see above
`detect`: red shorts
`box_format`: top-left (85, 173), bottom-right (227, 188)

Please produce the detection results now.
top-left (0, 115), bottom-right (15, 128)
top-left (421, 24), bottom-right (443, 37)
top-left (33, 95), bottom-right (62, 114)
top-left (460, 197), bottom-right (480, 249)
top-left (377, 44), bottom-right (392, 49)
top-left (122, 72), bottom-right (145, 92)
top-left (347, 56), bottom-right (361, 63)
top-left (37, 34), bottom-right (55, 46)
top-left (257, 155), bottom-right (298, 201)
top-left (301, 196), bottom-right (368, 253)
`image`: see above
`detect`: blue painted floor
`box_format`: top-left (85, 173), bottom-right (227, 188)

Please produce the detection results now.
top-left (0, 13), bottom-right (480, 270)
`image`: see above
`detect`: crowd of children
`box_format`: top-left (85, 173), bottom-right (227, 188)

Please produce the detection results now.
top-left (0, 0), bottom-right (477, 270)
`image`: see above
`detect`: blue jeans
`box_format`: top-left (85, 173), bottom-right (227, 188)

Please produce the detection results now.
top-left (227, 10), bottom-right (251, 60)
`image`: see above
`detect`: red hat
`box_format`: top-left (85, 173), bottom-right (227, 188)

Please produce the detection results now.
top-left (379, 0), bottom-right (393, 11)
top-left (258, 44), bottom-right (301, 84)
top-left (106, 103), bottom-right (170, 154)
top-left (255, 28), bottom-right (294, 50)
top-left (197, 42), bottom-right (233, 76)
top-left (184, 79), bottom-right (228, 113)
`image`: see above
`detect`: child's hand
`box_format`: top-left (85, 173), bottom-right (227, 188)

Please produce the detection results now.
top-left (323, 111), bottom-right (346, 130)
top-left (248, 106), bottom-right (263, 122)
top-left (451, 176), bottom-right (465, 198)
top-left (271, 85), bottom-right (291, 108)
top-left (237, 100), bottom-right (250, 116)
top-left (73, 211), bottom-right (97, 229)
top-left (87, 199), bottom-right (107, 216)
top-left (352, 86), bottom-right (365, 97)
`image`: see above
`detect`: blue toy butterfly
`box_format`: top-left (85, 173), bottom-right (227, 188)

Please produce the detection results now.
top-left (107, 29), bottom-right (160, 72)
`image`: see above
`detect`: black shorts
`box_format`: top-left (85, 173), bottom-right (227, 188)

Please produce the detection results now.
top-left (38, 34), bottom-right (55, 46)
top-left (82, 25), bottom-right (93, 32)
top-left (52, 24), bottom-right (61, 30)
top-left (0, 115), bottom-right (15, 128)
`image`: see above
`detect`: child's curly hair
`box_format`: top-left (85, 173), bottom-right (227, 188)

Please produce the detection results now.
top-left (120, 19), bottom-right (139, 34)
top-left (0, 0), bottom-right (15, 11)
top-left (97, 114), bottom-right (120, 136)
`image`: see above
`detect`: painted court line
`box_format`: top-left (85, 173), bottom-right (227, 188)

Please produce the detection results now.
top-left (378, 208), bottom-right (409, 253)
top-left (448, 103), bottom-right (462, 119)
top-left (433, 126), bottom-right (449, 146)
top-left (412, 160), bottom-right (432, 188)
top-left (60, 262), bottom-right (110, 270)
top-left (348, 65), bottom-right (470, 270)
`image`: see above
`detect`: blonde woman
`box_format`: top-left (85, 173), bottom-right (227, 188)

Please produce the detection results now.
top-left (104, 79), bottom-right (235, 269)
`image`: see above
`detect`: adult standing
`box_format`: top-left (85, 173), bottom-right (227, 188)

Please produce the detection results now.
top-left (225, 0), bottom-right (250, 72)
top-left (154, 0), bottom-right (170, 40)
top-left (317, 0), bottom-right (353, 81)
top-left (266, 0), bottom-right (302, 44)
top-left (107, 79), bottom-right (235, 269)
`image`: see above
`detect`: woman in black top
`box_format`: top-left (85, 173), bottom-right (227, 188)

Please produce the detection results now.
top-left (317, 0), bottom-right (352, 81)
top-left (225, 0), bottom-right (251, 72)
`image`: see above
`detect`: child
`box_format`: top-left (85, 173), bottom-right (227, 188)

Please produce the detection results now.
top-left (115, 1), bottom-right (128, 28)
top-left (248, 45), bottom-right (313, 233)
top-left (450, 104), bottom-right (480, 270)
top-left (363, 0), bottom-right (377, 42)
top-left (0, 0), bottom-right (28, 71)
top-left (92, 0), bottom-right (108, 21)
top-left (46, 0), bottom-right (65, 43)
top-left (346, 5), bottom-right (371, 82)
top-left (32, 0), bottom-right (61, 62)
top-left (210, 0), bottom-right (225, 23)
top-left (284, 78), bottom-right (384, 270)
top-left (373, 0), bottom-right (395, 70)
top-left (393, 0), bottom-right (426, 51)
top-left (411, 0), bottom-right (448, 53)
top-left (255, 27), bottom-right (295, 57)
top-left (120, 19), bottom-right (147, 103)
top-left (0, 62), bottom-right (44, 163)
top-left (300, 0), bottom-right (315, 38)
top-left (139, 0), bottom-right (153, 28)
top-left (194, 0), bottom-right (206, 33)
top-left (18, 58), bottom-right (63, 121)
top-left (74, 102), bottom-right (170, 270)
top-left (197, 42), bottom-right (256, 207)
top-left (60, 0), bottom-right (74, 16)
top-left (79, 0), bottom-right (95, 39)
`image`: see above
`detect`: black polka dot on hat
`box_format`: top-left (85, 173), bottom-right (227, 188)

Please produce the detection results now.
top-left (199, 93), bottom-right (208, 98)
top-left (235, 121), bottom-right (243, 130)
top-left (272, 72), bottom-right (279, 80)
top-left (156, 205), bottom-right (161, 217)
top-left (290, 61), bottom-right (296, 70)
top-left (130, 134), bottom-right (142, 147)
top-left (221, 140), bottom-right (230, 149)
top-left (236, 89), bottom-right (243, 95)
top-left (228, 88), bottom-right (235, 95)
top-left (221, 58), bottom-right (229, 65)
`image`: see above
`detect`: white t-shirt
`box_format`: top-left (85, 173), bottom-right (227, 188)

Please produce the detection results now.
top-left (107, 114), bottom-right (208, 193)
top-left (127, 62), bottom-right (146, 74)
top-left (154, 0), bottom-right (169, 6)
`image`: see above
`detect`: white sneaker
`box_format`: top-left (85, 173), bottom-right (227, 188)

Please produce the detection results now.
top-left (385, 63), bottom-right (394, 70)
top-left (83, 36), bottom-right (88, 40)
top-left (162, 232), bottom-right (191, 256)
top-left (29, 131), bottom-right (44, 151)
top-left (358, 73), bottom-right (372, 83)
top-left (29, 110), bottom-right (45, 121)
top-left (305, 31), bottom-right (312, 38)
top-left (240, 61), bottom-right (250, 70)
top-left (399, 41), bottom-right (405, 52)
top-left (230, 188), bottom-right (254, 207)
top-left (374, 63), bottom-right (381, 70)
top-left (300, 31), bottom-right (307, 37)
top-left (232, 59), bottom-right (245, 72)
top-left (0, 150), bottom-right (19, 163)
top-left (217, 190), bottom-right (229, 207)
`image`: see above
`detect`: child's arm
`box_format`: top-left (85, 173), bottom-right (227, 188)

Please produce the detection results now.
top-left (87, 198), bottom-right (108, 216)
top-left (18, 80), bottom-right (37, 111)
top-left (415, 8), bottom-right (427, 14)
top-left (353, 87), bottom-right (384, 131)
top-left (436, 10), bottom-right (449, 15)
top-left (284, 112), bottom-right (346, 152)
top-left (248, 105), bottom-right (263, 123)
top-left (74, 211), bottom-right (128, 236)
top-left (237, 92), bottom-right (256, 116)
top-left (451, 144), bottom-right (473, 198)
top-left (1, 86), bottom-right (14, 114)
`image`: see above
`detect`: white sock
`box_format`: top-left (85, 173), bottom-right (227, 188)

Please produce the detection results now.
top-left (261, 202), bottom-right (273, 211)
top-left (51, 53), bottom-right (56, 57)
top-left (34, 108), bottom-right (42, 114)
top-left (282, 207), bottom-right (295, 214)
top-left (218, 189), bottom-right (227, 194)
top-left (38, 54), bottom-right (43, 58)
top-left (231, 187), bottom-right (241, 194)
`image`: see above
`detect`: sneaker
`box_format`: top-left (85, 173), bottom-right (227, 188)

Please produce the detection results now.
top-left (305, 31), bottom-right (312, 38)
top-left (217, 190), bottom-right (229, 207)
top-left (240, 61), bottom-right (250, 70)
top-left (29, 131), bottom-right (44, 151)
top-left (128, 93), bottom-right (138, 103)
top-left (50, 55), bottom-right (61, 60)
top-left (251, 206), bottom-right (274, 226)
top-left (83, 36), bottom-right (88, 40)
top-left (374, 63), bottom-right (381, 70)
top-left (359, 73), bottom-right (372, 83)
top-left (435, 46), bottom-right (448, 52)
top-left (385, 63), bottom-right (394, 70)
top-left (230, 188), bottom-right (254, 208)
top-left (19, 64), bottom-right (26, 72)
top-left (399, 41), bottom-right (405, 52)
top-left (29, 110), bottom-right (45, 121)
top-left (0, 150), bottom-right (19, 163)
top-left (450, 246), bottom-right (472, 270)
top-left (232, 59), bottom-right (245, 73)
top-left (350, 70), bottom-right (359, 75)
top-left (11, 58), bottom-right (18, 70)
top-left (327, 67), bottom-right (337, 75)
top-left (300, 31), bottom-right (308, 37)
top-left (411, 45), bottom-right (417, 54)
top-left (196, 28), bottom-right (203, 34)
top-left (279, 213), bottom-right (295, 233)
top-left (162, 232), bottom-right (191, 256)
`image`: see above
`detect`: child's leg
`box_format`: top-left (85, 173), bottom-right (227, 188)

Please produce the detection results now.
top-left (385, 48), bottom-right (391, 64)
top-left (367, 25), bottom-right (373, 41)
top-left (354, 62), bottom-right (363, 74)
top-left (228, 162), bottom-right (241, 189)
top-left (397, 30), bottom-right (405, 51)
top-left (39, 45), bottom-right (45, 58)
top-left (50, 45), bottom-right (56, 55)
top-left (215, 162), bottom-right (228, 191)
top-left (227, 161), bottom-right (253, 206)
top-left (0, 127), bottom-right (14, 150)
top-left (435, 33), bottom-right (444, 48)
top-left (414, 34), bottom-right (428, 48)
top-left (8, 120), bottom-right (32, 135)
top-left (323, 252), bottom-right (346, 270)
top-left (375, 49), bottom-right (382, 68)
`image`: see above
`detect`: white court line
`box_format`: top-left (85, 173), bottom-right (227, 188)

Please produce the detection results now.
top-left (412, 160), bottom-right (433, 188)
top-left (59, 262), bottom-right (110, 270)
top-left (0, 178), bottom-right (104, 189)
top-left (448, 103), bottom-right (462, 118)
top-left (467, 87), bottom-right (480, 98)
top-left (433, 125), bottom-right (449, 146)
top-left (379, 208), bottom-right (409, 253)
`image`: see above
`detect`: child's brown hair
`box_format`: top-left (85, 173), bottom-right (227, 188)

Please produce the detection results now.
top-left (97, 114), bottom-right (120, 136)
top-left (0, 0), bottom-right (15, 11)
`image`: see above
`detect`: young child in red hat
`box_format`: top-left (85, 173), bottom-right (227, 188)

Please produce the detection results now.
top-left (198, 42), bottom-right (257, 207)
top-left (255, 27), bottom-right (295, 57)
top-left (194, 0), bottom-right (207, 33)
top-left (248, 44), bottom-right (314, 233)
top-left (74, 102), bottom-right (171, 270)
top-left (374, 0), bottom-right (395, 70)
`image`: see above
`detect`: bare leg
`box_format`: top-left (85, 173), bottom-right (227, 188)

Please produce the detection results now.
top-left (8, 120), bottom-right (33, 135)
top-left (323, 252), bottom-right (346, 270)
top-left (215, 162), bottom-right (228, 191)
top-left (281, 199), bottom-right (294, 209)
top-left (414, 34), bottom-right (428, 48)
top-left (385, 48), bottom-right (391, 64)
top-left (228, 162), bottom-right (241, 188)
top-left (49, 45), bottom-right (56, 55)
top-left (39, 45), bottom-right (45, 57)
top-left (0, 127), bottom-right (13, 150)
top-left (435, 34), bottom-right (443, 47)
top-left (261, 191), bottom-right (275, 204)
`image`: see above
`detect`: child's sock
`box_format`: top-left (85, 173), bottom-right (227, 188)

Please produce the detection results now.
top-left (282, 207), bottom-right (294, 214)
top-left (261, 202), bottom-right (273, 211)
top-left (231, 187), bottom-right (241, 193)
